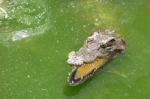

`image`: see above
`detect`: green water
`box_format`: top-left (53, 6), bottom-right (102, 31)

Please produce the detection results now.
top-left (0, 0), bottom-right (150, 99)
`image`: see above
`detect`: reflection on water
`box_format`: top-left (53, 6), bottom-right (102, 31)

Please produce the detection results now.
top-left (0, 23), bottom-right (50, 43)
top-left (0, 0), bottom-right (8, 19)
top-left (12, 30), bottom-right (29, 41)
top-left (0, 7), bottom-right (8, 19)
top-left (0, 0), bottom-right (142, 44)
top-left (0, 0), bottom-right (51, 44)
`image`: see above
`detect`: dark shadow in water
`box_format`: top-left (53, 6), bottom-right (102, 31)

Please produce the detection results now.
top-left (63, 77), bottom-right (93, 97)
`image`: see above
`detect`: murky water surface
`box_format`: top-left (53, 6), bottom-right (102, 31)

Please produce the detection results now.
top-left (0, 0), bottom-right (150, 99)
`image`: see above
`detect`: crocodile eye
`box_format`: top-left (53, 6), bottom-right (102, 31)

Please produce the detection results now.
top-left (108, 38), bottom-right (115, 43)
top-left (107, 38), bottom-right (116, 46)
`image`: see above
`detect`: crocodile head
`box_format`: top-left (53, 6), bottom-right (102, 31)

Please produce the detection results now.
top-left (67, 30), bottom-right (125, 86)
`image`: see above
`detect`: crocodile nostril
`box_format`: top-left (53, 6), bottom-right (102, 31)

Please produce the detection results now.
top-left (100, 44), bottom-right (106, 48)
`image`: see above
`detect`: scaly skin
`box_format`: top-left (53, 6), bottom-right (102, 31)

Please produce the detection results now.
top-left (67, 30), bottom-right (125, 86)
